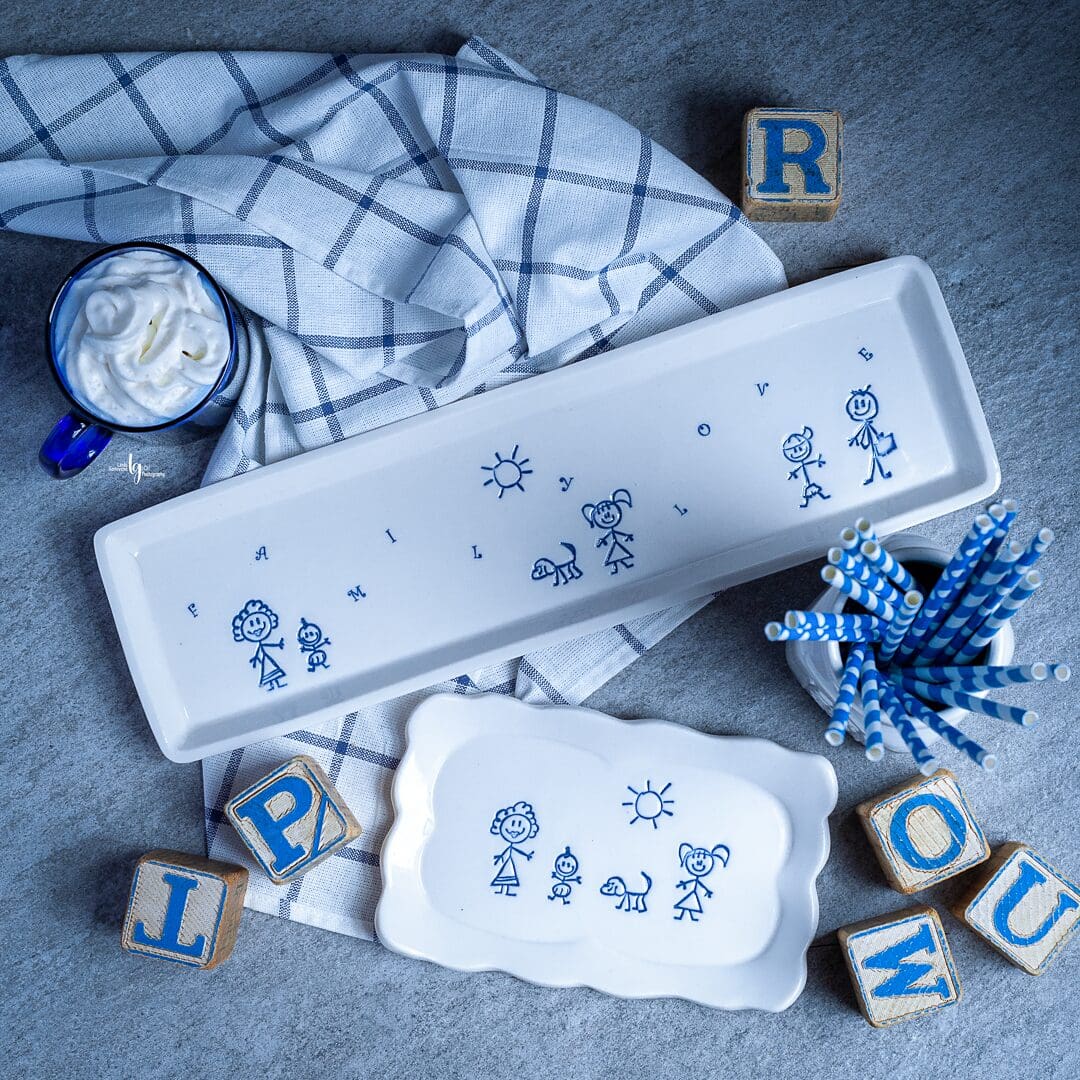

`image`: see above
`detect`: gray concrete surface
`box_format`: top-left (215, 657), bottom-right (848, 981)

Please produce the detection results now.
top-left (1, 2), bottom-right (1078, 1077)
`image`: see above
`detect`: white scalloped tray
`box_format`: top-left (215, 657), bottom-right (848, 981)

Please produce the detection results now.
top-left (375, 694), bottom-right (838, 1011)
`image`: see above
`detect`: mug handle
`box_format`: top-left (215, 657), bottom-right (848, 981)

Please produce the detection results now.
top-left (39, 412), bottom-right (113, 479)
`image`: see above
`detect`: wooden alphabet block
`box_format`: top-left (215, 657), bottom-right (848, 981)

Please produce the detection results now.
top-left (225, 754), bottom-right (362, 884)
top-left (857, 768), bottom-right (989, 893)
top-left (950, 842), bottom-right (1080, 975)
top-left (838, 906), bottom-right (962, 1027)
top-left (741, 107), bottom-right (843, 222)
top-left (121, 849), bottom-right (247, 969)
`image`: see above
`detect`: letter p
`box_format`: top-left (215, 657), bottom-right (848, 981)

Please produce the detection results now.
top-left (232, 774), bottom-right (315, 875)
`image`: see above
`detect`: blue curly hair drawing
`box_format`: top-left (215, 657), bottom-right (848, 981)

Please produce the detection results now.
top-left (489, 800), bottom-right (539, 840)
top-left (231, 598), bottom-right (280, 643)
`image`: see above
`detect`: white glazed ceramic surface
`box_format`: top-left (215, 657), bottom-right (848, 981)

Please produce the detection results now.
top-left (95, 257), bottom-right (998, 761)
top-left (785, 534), bottom-right (1015, 753)
top-left (375, 694), bottom-right (838, 1012)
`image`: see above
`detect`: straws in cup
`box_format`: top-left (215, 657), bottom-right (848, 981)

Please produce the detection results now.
top-left (765, 502), bottom-right (1069, 772)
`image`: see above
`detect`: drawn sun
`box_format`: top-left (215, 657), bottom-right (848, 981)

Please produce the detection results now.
top-left (623, 780), bottom-right (675, 828)
top-left (482, 445), bottom-right (533, 498)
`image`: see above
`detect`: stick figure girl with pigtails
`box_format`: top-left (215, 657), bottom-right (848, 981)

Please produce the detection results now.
top-left (582, 488), bottom-right (635, 574)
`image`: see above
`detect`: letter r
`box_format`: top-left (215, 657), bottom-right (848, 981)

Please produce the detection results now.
top-left (757, 119), bottom-right (831, 195)
top-left (233, 774), bottom-right (315, 874)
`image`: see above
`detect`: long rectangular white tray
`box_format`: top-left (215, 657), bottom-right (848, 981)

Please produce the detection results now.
top-left (96, 256), bottom-right (998, 761)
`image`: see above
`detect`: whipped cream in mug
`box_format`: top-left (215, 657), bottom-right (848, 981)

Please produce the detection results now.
top-left (56, 248), bottom-right (230, 427)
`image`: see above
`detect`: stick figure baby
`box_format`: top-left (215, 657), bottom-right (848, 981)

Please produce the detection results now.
top-left (296, 617), bottom-right (331, 672)
top-left (782, 426), bottom-right (830, 509)
top-left (581, 488), bottom-right (634, 574)
top-left (231, 599), bottom-right (287, 691)
top-left (673, 842), bottom-right (730, 922)
top-left (489, 801), bottom-right (539, 897)
top-left (846, 385), bottom-right (897, 485)
top-left (548, 846), bottom-right (582, 905)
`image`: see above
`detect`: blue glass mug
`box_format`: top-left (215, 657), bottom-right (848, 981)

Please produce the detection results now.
top-left (40, 242), bottom-right (239, 479)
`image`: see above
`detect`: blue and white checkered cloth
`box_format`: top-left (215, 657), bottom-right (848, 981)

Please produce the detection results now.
top-left (0, 39), bottom-right (785, 938)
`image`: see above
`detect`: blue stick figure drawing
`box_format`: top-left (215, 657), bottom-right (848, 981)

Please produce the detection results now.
top-left (846, 385), bottom-right (897, 485)
top-left (782, 426), bottom-right (831, 509)
top-left (489, 801), bottom-right (539, 897)
top-left (296, 617), bottom-right (331, 672)
top-left (582, 489), bottom-right (634, 574)
top-left (548, 846), bottom-right (582, 905)
top-left (231, 599), bottom-right (287, 691)
top-left (673, 843), bottom-right (730, 922)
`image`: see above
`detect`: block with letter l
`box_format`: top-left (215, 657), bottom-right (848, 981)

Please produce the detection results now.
top-left (857, 769), bottom-right (989, 893)
top-left (951, 842), bottom-right (1080, 975)
top-left (121, 850), bottom-right (247, 969)
top-left (741, 107), bottom-right (843, 222)
top-left (225, 755), bottom-right (362, 884)
top-left (838, 906), bottom-right (962, 1027)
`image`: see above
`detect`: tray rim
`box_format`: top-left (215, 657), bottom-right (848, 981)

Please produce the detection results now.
top-left (374, 693), bottom-right (839, 1012)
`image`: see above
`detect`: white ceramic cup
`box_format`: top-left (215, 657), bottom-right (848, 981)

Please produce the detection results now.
top-left (784, 533), bottom-right (1015, 754)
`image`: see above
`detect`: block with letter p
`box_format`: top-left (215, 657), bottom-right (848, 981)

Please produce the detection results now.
top-left (121, 850), bottom-right (247, 969)
top-left (857, 769), bottom-right (989, 893)
top-left (225, 755), bottom-right (362, 884)
top-left (838, 906), bottom-right (961, 1027)
top-left (741, 107), bottom-right (842, 222)
top-left (951, 842), bottom-right (1080, 975)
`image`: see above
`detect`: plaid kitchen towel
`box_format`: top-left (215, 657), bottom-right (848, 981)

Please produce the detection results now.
top-left (0, 39), bottom-right (785, 938)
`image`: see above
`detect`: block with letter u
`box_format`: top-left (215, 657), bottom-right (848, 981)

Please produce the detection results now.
top-left (225, 755), bottom-right (362, 884)
top-left (952, 843), bottom-right (1080, 975)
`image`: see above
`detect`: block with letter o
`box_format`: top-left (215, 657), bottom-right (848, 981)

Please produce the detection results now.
top-left (857, 769), bottom-right (989, 894)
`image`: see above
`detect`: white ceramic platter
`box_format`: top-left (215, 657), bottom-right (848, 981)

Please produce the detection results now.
top-left (375, 694), bottom-right (838, 1011)
top-left (95, 256), bottom-right (998, 761)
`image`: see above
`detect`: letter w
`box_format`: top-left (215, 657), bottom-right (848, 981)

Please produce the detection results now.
top-left (864, 922), bottom-right (948, 999)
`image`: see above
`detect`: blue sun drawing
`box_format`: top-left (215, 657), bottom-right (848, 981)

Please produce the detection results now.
top-left (482, 445), bottom-right (533, 498)
top-left (623, 780), bottom-right (675, 828)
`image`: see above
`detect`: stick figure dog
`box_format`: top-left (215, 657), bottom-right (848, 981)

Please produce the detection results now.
top-left (531, 542), bottom-right (583, 587)
top-left (599, 871), bottom-right (653, 913)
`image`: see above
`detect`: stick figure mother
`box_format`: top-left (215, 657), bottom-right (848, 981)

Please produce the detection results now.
top-left (489, 801), bottom-right (539, 897)
top-left (231, 599), bottom-right (287, 692)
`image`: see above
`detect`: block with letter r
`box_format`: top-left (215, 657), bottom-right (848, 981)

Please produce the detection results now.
top-left (741, 107), bottom-right (843, 222)
top-left (225, 755), bottom-right (362, 884)
top-left (838, 906), bottom-right (962, 1027)
top-left (951, 842), bottom-right (1080, 975)
top-left (857, 769), bottom-right (989, 894)
top-left (121, 850), bottom-right (247, 969)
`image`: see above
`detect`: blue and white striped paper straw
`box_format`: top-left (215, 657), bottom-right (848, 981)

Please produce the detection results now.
top-left (826, 548), bottom-right (903, 607)
top-left (825, 643), bottom-right (867, 746)
top-left (858, 538), bottom-right (916, 592)
top-left (896, 674), bottom-right (1037, 726)
top-left (784, 611), bottom-right (886, 636)
top-left (766, 620), bottom-right (882, 642)
top-left (918, 540), bottom-right (1023, 663)
top-left (877, 590), bottom-right (923, 666)
top-left (894, 512), bottom-right (996, 663)
top-left (838, 525), bottom-right (861, 551)
top-left (967, 499), bottom-right (1018, 583)
top-left (965, 528), bottom-right (1054, 629)
top-left (860, 651), bottom-right (886, 761)
top-left (953, 570), bottom-right (1043, 665)
top-left (821, 565), bottom-right (897, 621)
top-left (878, 679), bottom-right (939, 775)
top-left (887, 680), bottom-right (998, 771)
top-left (899, 663), bottom-right (1065, 688)
top-left (854, 517), bottom-right (878, 545)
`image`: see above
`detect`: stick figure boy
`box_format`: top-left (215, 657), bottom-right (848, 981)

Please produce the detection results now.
top-left (782, 426), bottom-right (830, 509)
